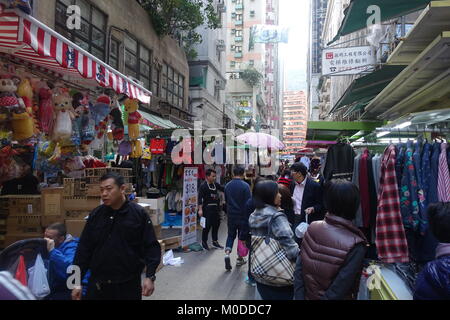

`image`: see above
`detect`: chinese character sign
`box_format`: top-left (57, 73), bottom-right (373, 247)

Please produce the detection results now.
top-left (322, 46), bottom-right (375, 76)
top-left (182, 167), bottom-right (199, 247)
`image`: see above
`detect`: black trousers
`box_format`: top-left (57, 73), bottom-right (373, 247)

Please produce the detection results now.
top-left (202, 206), bottom-right (220, 243)
top-left (85, 276), bottom-right (142, 300)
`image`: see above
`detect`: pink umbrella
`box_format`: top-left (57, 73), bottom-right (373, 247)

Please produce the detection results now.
top-left (236, 132), bottom-right (285, 149)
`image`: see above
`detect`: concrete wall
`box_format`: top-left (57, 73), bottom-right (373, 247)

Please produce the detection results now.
top-left (33, 0), bottom-right (189, 116)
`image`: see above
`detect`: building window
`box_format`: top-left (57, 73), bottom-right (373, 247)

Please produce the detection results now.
top-left (249, 60), bottom-right (254, 67)
top-left (152, 66), bottom-right (160, 97)
top-left (236, 30), bottom-right (243, 37)
top-left (236, 14), bottom-right (243, 21)
top-left (235, 46), bottom-right (242, 53)
top-left (230, 61), bottom-right (236, 68)
top-left (250, 10), bottom-right (255, 17)
top-left (124, 35), bottom-right (152, 90)
top-left (231, 29), bottom-right (236, 35)
top-left (55, 0), bottom-right (107, 61)
top-left (162, 64), bottom-right (185, 109)
top-left (231, 45), bottom-right (236, 52)
top-left (109, 37), bottom-right (120, 70)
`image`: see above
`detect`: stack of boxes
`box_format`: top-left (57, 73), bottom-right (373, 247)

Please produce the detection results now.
top-left (0, 191), bottom-right (67, 249)
top-left (137, 197), bottom-right (165, 240)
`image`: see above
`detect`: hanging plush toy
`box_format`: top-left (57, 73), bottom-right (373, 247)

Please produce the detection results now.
top-left (7, 0), bottom-right (32, 14)
top-left (124, 98), bottom-right (142, 158)
top-left (0, 75), bottom-right (21, 121)
top-left (38, 83), bottom-right (54, 135)
top-left (17, 77), bottom-right (39, 136)
top-left (52, 90), bottom-right (75, 142)
top-left (72, 92), bottom-right (94, 148)
top-left (91, 95), bottom-right (111, 139)
top-left (109, 99), bottom-right (124, 142)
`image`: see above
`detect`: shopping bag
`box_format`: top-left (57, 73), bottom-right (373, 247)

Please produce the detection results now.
top-left (27, 254), bottom-right (50, 299)
top-left (14, 255), bottom-right (27, 286)
top-left (200, 217), bottom-right (206, 228)
top-left (295, 214), bottom-right (310, 239)
top-left (237, 240), bottom-right (249, 258)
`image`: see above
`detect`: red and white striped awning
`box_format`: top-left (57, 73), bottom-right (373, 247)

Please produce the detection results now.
top-left (0, 6), bottom-right (151, 104)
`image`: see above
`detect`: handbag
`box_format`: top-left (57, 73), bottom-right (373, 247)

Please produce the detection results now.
top-left (250, 212), bottom-right (296, 287)
top-left (237, 240), bottom-right (249, 258)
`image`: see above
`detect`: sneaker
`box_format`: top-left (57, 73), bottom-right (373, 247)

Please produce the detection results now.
top-left (212, 241), bottom-right (224, 249)
top-left (245, 276), bottom-right (256, 287)
top-left (224, 255), bottom-right (232, 271)
top-left (202, 241), bottom-right (210, 251)
top-left (236, 257), bottom-right (247, 266)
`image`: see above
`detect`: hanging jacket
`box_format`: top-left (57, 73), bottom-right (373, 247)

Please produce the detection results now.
top-left (323, 143), bottom-right (356, 181)
top-left (437, 142), bottom-right (450, 202)
top-left (296, 214), bottom-right (367, 300)
top-left (396, 144), bottom-right (406, 189)
top-left (421, 142), bottom-right (432, 210)
top-left (376, 145), bottom-right (409, 263)
top-left (400, 141), bottom-right (421, 232)
top-left (414, 243), bottom-right (450, 300)
top-left (429, 143), bottom-right (441, 204)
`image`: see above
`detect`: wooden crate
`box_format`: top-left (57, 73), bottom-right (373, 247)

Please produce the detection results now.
top-left (63, 178), bottom-right (75, 197)
top-left (162, 236), bottom-right (181, 250)
top-left (154, 224), bottom-right (162, 239)
top-left (4, 232), bottom-right (43, 248)
top-left (156, 240), bottom-right (165, 273)
top-left (41, 215), bottom-right (64, 228)
top-left (65, 210), bottom-right (90, 220)
top-left (6, 214), bottom-right (42, 234)
top-left (85, 168), bottom-right (108, 177)
top-left (0, 195), bottom-right (41, 216)
top-left (86, 184), bottom-right (101, 197)
top-left (63, 196), bottom-right (101, 211)
top-left (41, 187), bottom-right (64, 216)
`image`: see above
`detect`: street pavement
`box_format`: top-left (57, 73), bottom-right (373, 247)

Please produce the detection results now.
top-left (146, 220), bottom-right (257, 300)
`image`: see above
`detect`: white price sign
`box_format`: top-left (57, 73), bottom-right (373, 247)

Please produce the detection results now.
top-left (181, 167), bottom-right (199, 247)
top-left (322, 46), bottom-right (375, 76)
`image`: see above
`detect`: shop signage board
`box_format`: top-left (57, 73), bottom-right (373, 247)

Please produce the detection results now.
top-left (181, 167), bottom-right (198, 247)
top-left (322, 46), bottom-right (375, 76)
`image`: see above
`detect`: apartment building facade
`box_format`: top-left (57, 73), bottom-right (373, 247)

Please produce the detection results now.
top-left (282, 91), bottom-right (308, 154)
top-left (33, 0), bottom-right (191, 127)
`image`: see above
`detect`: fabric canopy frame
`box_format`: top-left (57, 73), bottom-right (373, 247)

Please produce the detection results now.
top-left (0, 7), bottom-right (151, 104)
top-left (329, 0), bottom-right (431, 45)
top-left (330, 65), bottom-right (406, 114)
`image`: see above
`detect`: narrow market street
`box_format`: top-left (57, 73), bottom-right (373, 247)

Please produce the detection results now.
top-left (148, 224), bottom-right (256, 300)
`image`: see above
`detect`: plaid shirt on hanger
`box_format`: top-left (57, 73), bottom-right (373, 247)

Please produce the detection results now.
top-left (376, 145), bottom-right (409, 263)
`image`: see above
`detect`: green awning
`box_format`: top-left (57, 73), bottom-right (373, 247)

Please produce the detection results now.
top-left (331, 65), bottom-right (406, 114)
top-left (140, 111), bottom-right (181, 129)
top-left (329, 0), bottom-right (431, 45)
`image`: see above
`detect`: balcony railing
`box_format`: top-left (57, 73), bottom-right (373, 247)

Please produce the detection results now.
top-left (235, 36), bottom-right (243, 42)
top-left (235, 4), bottom-right (243, 10)
top-left (234, 52), bottom-right (243, 58)
top-left (235, 20), bottom-right (243, 26)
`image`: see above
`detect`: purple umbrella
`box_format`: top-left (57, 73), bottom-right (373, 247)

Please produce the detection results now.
top-left (236, 132), bottom-right (285, 149)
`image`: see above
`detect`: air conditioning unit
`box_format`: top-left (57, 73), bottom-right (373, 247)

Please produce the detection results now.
top-left (216, 40), bottom-right (226, 52)
top-left (215, 79), bottom-right (227, 90)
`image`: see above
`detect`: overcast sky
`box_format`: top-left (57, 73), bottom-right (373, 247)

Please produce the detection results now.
top-left (279, 0), bottom-right (310, 91)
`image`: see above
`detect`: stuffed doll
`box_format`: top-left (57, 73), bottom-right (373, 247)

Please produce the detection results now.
top-left (0, 75), bottom-right (21, 121)
top-left (72, 92), bottom-right (94, 147)
top-left (91, 95), bottom-right (111, 139)
top-left (17, 78), bottom-right (33, 109)
top-left (38, 84), bottom-right (54, 135)
top-left (7, 0), bottom-right (32, 14)
top-left (124, 98), bottom-right (142, 158)
top-left (109, 99), bottom-right (124, 142)
top-left (52, 90), bottom-right (75, 142)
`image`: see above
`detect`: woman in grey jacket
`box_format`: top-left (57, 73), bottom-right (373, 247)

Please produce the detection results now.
top-left (249, 180), bottom-right (299, 300)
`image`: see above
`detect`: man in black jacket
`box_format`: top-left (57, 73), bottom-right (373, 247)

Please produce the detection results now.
top-left (72, 173), bottom-right (161, 300)
top-left (290, 162), bottom-right (324, 243)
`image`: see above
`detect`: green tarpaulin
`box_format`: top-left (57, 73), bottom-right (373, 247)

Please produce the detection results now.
top-left (330, 65), bottom-right (406, 114)
top-left (330, 0), bottom-right (431, 45)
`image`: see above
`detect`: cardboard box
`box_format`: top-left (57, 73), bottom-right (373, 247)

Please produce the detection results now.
top-left (63, 178), bottom-right (75, 197)
top-left (4, 232), bottom-right (43, 247)
top-left (63, 197), bottom-right (102, 211)
top-left (65, 219), bottom-right (87, 238)
top-left (137, 197), bottom-right (165, 211)
top-left (86, 184), bottom-right (101, 197)
top-left (154, 224), bottom-right (162, 239)
top-left (41, 215), bottom-right (64, 228)
top-left (65, 210), bottom-right (90, 220)
top-left (41, 188), bottom-right (64, 216)
top-left (0, 195), bottom-right (41, 216)
top-left (7, 215), bottom-right (41, 228)
top-left (156, 240), bottom-right (165, 273)
top-left (138, 203), bottom-right (165, 226)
